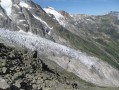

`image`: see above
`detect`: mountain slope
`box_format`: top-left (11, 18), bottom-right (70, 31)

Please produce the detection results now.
top-left (44, 7), bottom-right (119, 70)
top-left (1, 42), bottom-right (119, 90)
top-left (0, 0), bottom-right (119, 88)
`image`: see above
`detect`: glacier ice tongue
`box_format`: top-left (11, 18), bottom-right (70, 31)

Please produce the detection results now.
top-left (1, 29), bottom-right (119, 87)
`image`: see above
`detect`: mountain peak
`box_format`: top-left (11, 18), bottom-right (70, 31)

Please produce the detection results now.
top-left (46, 6), bottom-right (55, 10)
top-left (108, 11), bottom-right (119, 16)
top-left (43, 6), bottom-right (64, 21)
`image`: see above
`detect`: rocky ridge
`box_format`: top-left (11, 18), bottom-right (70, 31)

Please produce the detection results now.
top-left (1, 42), bottom-right (119, 90)
top-left (0, 43), bottom-right (84, 90)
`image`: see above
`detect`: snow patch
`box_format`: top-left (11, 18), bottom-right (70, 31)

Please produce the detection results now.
top-left (19, 30), bottom-right (25, 33)
top-left (18, 20), bottom-right (26, 22)
top-left (0, 0), bottom-right (12, 16)
top-left (0, 13), bottom-right (4, 16)
top-left (43, 7), bottom-right (67, 27)
top-left (43, 7), bottom-right (64, 22)
top-left (19, 1), bottom-right (30, 8)
top-left (33, 15), bottom-right (52, 29)
top-left (28, 31), bottom-right (33, 35)
top-left (47, 6), bottom-right (55, 10)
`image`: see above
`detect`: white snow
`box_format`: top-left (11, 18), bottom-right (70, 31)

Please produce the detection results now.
top-left (43, 7), bottom-right (67, 27)
top-left (19, 30), bottom-right (25, 33)
top-left (43, 7), bottom-right (64, 22)
top-left (0, 13), bottom-right (4, 16)
top-left (33, 15), bottom-right (52, 29)
top-left (18, 20), bottom-right (26, 22)
top-left (47, 6), bottom-right (55, 10)
top-left (0, 0), bottom-right (12, 16)
top-left (28, 31), bottom-right (33, 35)
top-left (19, 1), bottom-right (30, 8)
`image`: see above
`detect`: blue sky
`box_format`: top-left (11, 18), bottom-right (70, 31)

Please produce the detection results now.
top-left (33, 0), bottom-right (119, 15)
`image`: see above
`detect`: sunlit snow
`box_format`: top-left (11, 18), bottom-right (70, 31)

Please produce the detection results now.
top-left (33, 15), bottom-right (53, 30)
top-left (0, 0), bottom-right (12, 16)
top-left (19, 1), bottom-right (30, 8)
top-left (44, 7), bottom-right (64, 22)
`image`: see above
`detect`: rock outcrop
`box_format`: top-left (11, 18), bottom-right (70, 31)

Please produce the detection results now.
top-left (0, 43), bottom-right (92, 90)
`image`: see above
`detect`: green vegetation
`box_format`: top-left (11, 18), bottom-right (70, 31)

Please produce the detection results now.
top-left (58, 17), bottom-right (119, 70)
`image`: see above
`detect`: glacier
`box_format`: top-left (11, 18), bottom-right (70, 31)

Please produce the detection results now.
top-left (0, 29), bottom-right (119, 87)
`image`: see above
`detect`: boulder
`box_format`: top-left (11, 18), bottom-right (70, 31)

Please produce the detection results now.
top-left (0, 77), bottom-right (9, 89)
top-left (2, 67), bottom-right (7, 74)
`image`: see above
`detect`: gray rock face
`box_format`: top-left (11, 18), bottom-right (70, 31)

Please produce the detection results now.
top-left (11, 4), bottom-right (29, 31)
top-left (0, 43), bottom-right (86, 90)
top-left (0, 6), bottom-right (10, 28)
top-left (0, 0), bottom-right (55, 39)
top-left (0, 0), bottom-right (69, 45)
top-left (12, 0), bottom-right (20, 4)
top-left (0, 76), bottom-right (9, 89)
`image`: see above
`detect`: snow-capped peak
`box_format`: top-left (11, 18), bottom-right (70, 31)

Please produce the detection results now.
top-left (43, 7), bottom-right (64, 22)
top-left (46, 6), bottom-right (55, 10)
top-left (0, 0), bottom-right (12, 16)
